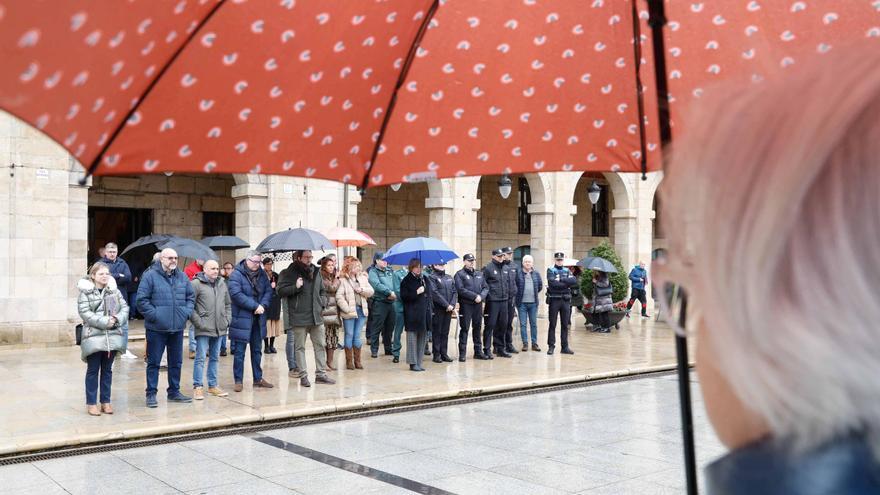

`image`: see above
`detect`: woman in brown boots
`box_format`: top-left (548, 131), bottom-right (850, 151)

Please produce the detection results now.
top-left (336, 257), bottom-right (374, 370)
top-left (319, 255), bottom-right (341, 370)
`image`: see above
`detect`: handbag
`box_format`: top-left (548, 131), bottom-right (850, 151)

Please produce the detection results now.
top-left (75, 323), bottom-right (83, 345)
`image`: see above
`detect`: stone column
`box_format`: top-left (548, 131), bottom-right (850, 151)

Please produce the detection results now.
top-left (231, 175), bottom-right (268, 259)
top-left (426, 177), bottom-right (481, 273)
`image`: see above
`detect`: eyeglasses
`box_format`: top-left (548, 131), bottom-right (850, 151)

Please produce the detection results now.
top-left (246, 258), bottom-right (261, 264)
top-left (163, 256), bottom-right (178, 260)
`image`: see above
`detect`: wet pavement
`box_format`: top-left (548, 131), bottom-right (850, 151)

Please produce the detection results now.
top-left (0, 315), bottom-right (681, 455)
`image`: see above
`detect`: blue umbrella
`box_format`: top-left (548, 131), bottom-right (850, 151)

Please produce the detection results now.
top-left (383, 237), bottom-right (458, 266)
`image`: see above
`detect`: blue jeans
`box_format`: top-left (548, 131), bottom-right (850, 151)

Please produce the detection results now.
top-left (85, 351), bottom-right (115, 405)
top-left (145, 330), bottom-right (183, 397)
top-left (518, 302), bottom-right (539, 345)
top-left (220, 335), bottom-right (227, 352)
top-left (121, 318), bottom-right (130, 351)
top-left (343, 306), bottom-right (366, 349)
top-left (233, 320), bottom-right (263, 384)
top-left (187, 322), bottom-right (196, 352)
top-left (193, 335), bottom-right (221, 388)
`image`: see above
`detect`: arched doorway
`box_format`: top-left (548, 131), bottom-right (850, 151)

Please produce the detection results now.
top-left (356, 182), bottom-right (430, 262)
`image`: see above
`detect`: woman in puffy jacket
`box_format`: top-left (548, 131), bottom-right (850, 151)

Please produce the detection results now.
top-left (336, 257), bottom-right (374, 370)
top-left (591, 270), bottom-right (614, 333)
top-left (78, 262), bottom-right (129, 416)
top-left (319, 256), bottom-right (341, 370)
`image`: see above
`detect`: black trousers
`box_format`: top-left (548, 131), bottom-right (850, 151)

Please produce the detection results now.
top-left (547, 297), bottom-right (572, 349)
top-left (369, 301), bottom-right (395, 354)
top-left (459, 303), bottom-right (483, 352)
top-left (487, 300), bottom-right (509, 352)
top-left (627, 288), bottom-right (648, 315)
top-left (505, 301), bottom-right (516, 349)
top-left (596, 311), bottom-right (612, 329)
top-left (431, 309), bottom-right (452, 357)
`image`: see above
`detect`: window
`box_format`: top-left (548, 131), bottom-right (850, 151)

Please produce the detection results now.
top-left (517, 177), bottom-right (531, 235)
top-left (591, 184), bottom-right (610, 237)
top-left (203, 211), bottom-right (234, 237)
top-left (513, 245), bottom-right (531, 265)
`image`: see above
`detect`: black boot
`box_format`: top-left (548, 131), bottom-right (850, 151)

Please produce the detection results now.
top-left (269, 337), bottom-right (277, 353)
top-left (264, 338), bottom-right (270, 353)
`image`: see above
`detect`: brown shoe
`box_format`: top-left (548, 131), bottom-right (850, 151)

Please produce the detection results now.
top-left (315, 373), bottom-right (336, 385)
top-left (193, 386), bottom-right (205, 400)
top-left (234, 383), bottom-right (243, 392)
top-left (100, 403), bottom-right (113, 414)
top-left (189, 350), bottom-right (195, 359)
top-left (345, 348), bottom-right (354, 370)
top-left (353, 346), bottom-right (364, 370)
top-left (207, 386), bottom-right (229, 397)
top-left (253, 379), bottom-right (274, 388)
top-left (326, 347), bottom-right (336, 370)
top-left (521, 344), bottom-right (528, 352)
top-left (87, 405), bottom-right (101, 416)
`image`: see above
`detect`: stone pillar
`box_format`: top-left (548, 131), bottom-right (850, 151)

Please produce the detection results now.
top-left (527, 202), bottom-right (555, 276)
top-left (231, 175), bottom-right (268, 260)
top-left (426, 177), bottom-right (481, 273)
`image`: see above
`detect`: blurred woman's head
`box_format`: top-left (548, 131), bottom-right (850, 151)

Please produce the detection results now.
top-left (656, 45), bottom-right (880, 454)
top-left (89, 262), bottom-right (111, 288)
top-left (408, 258), bottom-right (422, 276)
top-left (320, 256), bottom-right (336, 274)
top-left (340, 257), bottom-right (362, 278)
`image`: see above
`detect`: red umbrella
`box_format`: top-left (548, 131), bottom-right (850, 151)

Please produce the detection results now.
top-left (322, 226), bottom-right (376, 248)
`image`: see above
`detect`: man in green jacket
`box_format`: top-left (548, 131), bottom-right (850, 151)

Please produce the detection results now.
top-left (367, 251), bottom-right (396, 358)
top-left (390, 266), bottom-right (408, 363)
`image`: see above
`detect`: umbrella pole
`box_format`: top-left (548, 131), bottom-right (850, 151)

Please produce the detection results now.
top-left (675, 292), bottom-right (698, 495)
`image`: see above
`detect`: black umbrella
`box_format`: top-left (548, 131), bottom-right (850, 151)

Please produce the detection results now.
top-left (159, 237), bottom-right (218, 261)
top-left (578, 256), bottom-right (618, 273)
top-left (255, 228), bottom-right (334, 254)
top-left (120, 234), bottom-right (172, 257)
top-left (200, 235), bottom-right (250, 250)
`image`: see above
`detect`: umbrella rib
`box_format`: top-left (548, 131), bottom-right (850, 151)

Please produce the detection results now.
top-left (646, 0), bottom-right (674, 148)
top-left (358, 0), bottom-right (440, 192)
top-left (629, 0), bottom-right (650, 181)
top-left (78, 0), bottom-right (227, 185)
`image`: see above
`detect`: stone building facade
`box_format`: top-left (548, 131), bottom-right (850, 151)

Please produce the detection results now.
top-left (1, 111), bottom-right (664, 346)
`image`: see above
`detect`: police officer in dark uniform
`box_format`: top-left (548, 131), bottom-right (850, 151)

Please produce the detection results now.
top-left (546, 252), bottom-right (578, 355)
top-left (454, 253), bottom-right (489, 361)
top-left (428, 262), bottom-right (457, 363)
top-left (501, 246), bottom-right (519, 355)
top-left (483, 248), bottom-right (511, 358)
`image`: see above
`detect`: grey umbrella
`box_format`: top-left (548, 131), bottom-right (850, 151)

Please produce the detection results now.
top-left (255, 228), bottom-right (334, 254)
top-left (578, 256), bottom-right (618, 273)
top-left (200, 235), bottom-right (250, 250)
top-left (120, 234), bottom-right (172, 257)
top-left (159, 237), bottom-right (218, 261)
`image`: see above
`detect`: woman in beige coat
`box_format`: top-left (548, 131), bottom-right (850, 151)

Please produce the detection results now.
top-left (319, 256), bottom-right (341, 370)
top-left (336, 257), bottom-right (374, 370)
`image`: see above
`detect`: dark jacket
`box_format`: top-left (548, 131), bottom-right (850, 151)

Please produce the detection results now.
top-left (400, 272), bottom-right (433, 332)
top-left (546, 265), bottom-right (578, 300)
top-left (515, 269), bottom-right (544, 306)
top-left (101, 257), bottom-right (132, 293)
top-left (629, 266), bottom-right (648, 290)
top-left (189, 272), bottom-right (231, 338)
top-left (591, 273), bottom-right (614, 312)
top-left (504, 261), bottom-right (519, 304)
top-left (428, 269), bottom-right (458, 310)
top-left (136, 260), bottom-right (195, 333)
top-left (454, 266), bottom-right (489, 305)
top-left (227, 260), bottom-right (272, 341)
top-left (706, 435), bottom-right (880, 495)
top-left (277, 261), bottom-right (325, 328)
top-left (482, 260), bottom-right (509, 302)
top-left (264, 270), bottom-right (281, 320)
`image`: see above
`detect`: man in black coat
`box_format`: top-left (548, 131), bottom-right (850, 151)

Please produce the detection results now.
top-left (454, 253), bottom-right (489, 361)
top-left (428, 262), bottom-right (457, 363)
top-left (546, 252), bottom-right (579, 355)
top-left (501, 246), bottom-right (520, 355)
top-left (482, 248), bottom-right (511, 358)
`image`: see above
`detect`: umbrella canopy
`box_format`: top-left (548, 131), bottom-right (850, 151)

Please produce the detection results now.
top-left (200, 235), bottom-right (250, 250)
top-left (255, 228), bottom-right (334, 254)
top-left (322, 226), bottom-right (376, 248)
top-left (561, 258), bottom-right (579, 267)
top-left (383, 237), bottom-right (458, 266)
top-left (159, 237), bottom-right (218, 261)
top-left (579, 256), bottom-right (618, 273)
top-left (119, 234), bottom-right (172, 257)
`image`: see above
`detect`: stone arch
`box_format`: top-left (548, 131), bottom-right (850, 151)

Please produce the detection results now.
top-left (601, 171), bottom-right (635, 211)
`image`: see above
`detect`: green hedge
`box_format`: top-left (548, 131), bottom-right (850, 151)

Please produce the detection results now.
top-left (579, 241), bottom-right (629, 303)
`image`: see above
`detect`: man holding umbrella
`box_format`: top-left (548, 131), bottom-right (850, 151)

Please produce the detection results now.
top-left (277, 250), bottom-right (336, 387)
top-left (546, 252), bottom-right (578, 356)
top-left (227, 250), bottom-right (274, 392)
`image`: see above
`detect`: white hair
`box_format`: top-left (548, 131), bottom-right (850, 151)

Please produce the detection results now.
top-left (658, 45), bottom-right (880, 454)
top-left (521, 255), bottom-right (534, 264)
